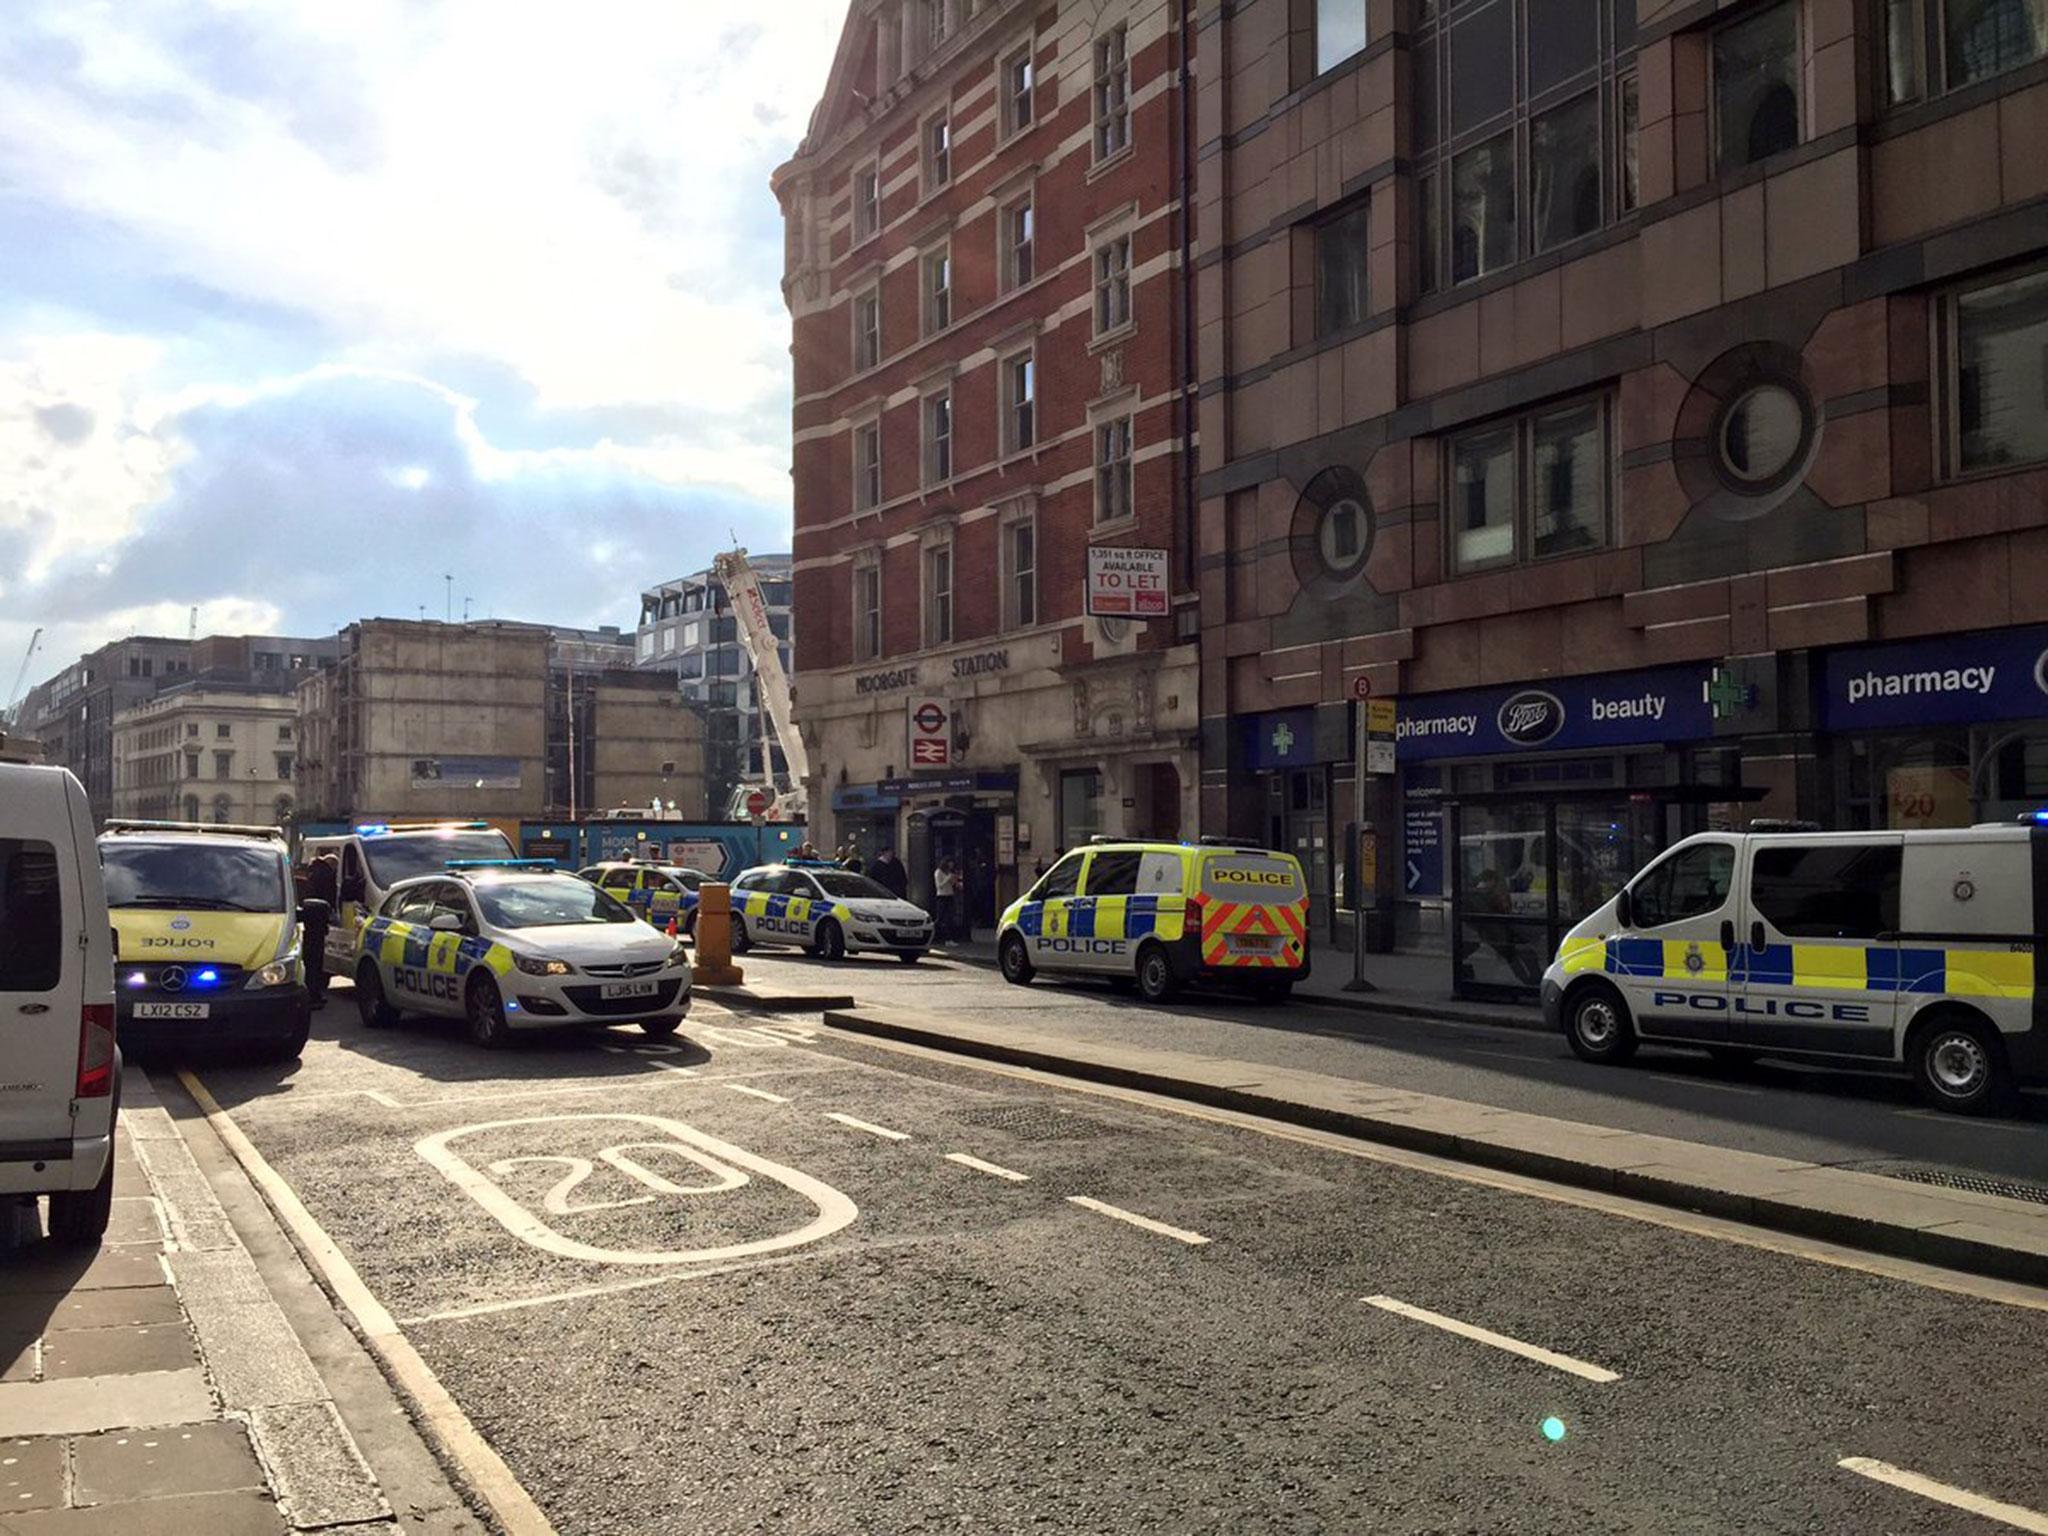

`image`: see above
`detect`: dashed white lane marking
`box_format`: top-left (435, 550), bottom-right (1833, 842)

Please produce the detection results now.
top-left (1362, 1295), bottom-right (1620, 1383)
top-left (824, 1112), bottom-right (910, 1141)
top-left (1838, 1458), bottom-right (2048, 1532)
top-left (1066, 1196), bottom-right (1209, 1246)
top-left (726, 1084), bottom-right (791, 1104)
top-left (945, 1153), bottom-right (1030, 1183)
top-left (1898, 1109), bottom-right (2035, 1131)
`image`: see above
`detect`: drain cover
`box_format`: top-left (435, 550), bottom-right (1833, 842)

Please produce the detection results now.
top-left (1879, 1166), bottom-right (2048, 1207)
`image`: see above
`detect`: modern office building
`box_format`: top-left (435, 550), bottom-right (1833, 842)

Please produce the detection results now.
top-left (774, 0), bottom-right (1199, 920)
top-left (636, 556), bottom-right (795, 814)
top-left (1195, 0), bottom-right (2048, 994)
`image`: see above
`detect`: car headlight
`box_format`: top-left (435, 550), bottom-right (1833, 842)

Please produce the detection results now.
top-left (667, 941), bottom-right (690, 967)
top-left (514, 955), bottom-right (572, 977)
top-left (248, 954), bottom-right (299, 989)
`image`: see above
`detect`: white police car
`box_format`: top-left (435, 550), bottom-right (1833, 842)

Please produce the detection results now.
top-left (728, 861), bottom-right (932, 962)
top-left (351, 861), bottom-right (691, 1047)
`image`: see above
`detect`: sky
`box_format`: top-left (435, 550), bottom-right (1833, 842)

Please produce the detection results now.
top-left (0, 0), bottom-right (845, 698)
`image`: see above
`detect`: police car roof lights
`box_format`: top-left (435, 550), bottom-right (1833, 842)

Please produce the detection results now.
top-left (358, 820), bottom-right (493, 836)
top-left (102, 818), bottom-right (285, 841)
top-left (784, 858), bottom-right (841, 868)
top-left (445, 858), bottom-right (558, 872)
top-left (2026, 809), bottom-right (2048, 825)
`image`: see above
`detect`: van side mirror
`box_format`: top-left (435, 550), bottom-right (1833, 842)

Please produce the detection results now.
top-left (1613, 888), bottom-right (1633, 929)
top-left (429, 913), bottom-right (464, 933)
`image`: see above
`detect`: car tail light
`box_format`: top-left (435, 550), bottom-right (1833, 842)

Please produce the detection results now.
top-left (76, 1003), bottom-right (117, 1099)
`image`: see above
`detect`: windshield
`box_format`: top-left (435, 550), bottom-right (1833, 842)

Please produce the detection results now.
top-left (670, 869), bottom-right (706, 890)
top-left (809, 870), bottom-right (895, 900)
top-left (472, 876), bottom-right (638, 929)
top-left (102, 842), bottom-right (288, 912)
top-left (361, 830), bottom-right (516, 886)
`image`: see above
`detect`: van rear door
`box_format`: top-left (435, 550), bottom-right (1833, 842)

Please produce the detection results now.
top-left (1196, 850), bottom-right (1308, 969)
top-left (0, 779), bottom-right (88, 1149)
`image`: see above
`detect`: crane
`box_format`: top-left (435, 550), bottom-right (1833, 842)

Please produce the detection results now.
top-left (711, 549), bottom-right (808, 822)
top-left (4, 627), bottom-right (43, 726)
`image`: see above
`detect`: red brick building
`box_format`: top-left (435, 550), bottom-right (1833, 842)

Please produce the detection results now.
top-left (1196, 0), bottom-right (2048, 992)
top-left (775, 0), bottom-right (1199, 919)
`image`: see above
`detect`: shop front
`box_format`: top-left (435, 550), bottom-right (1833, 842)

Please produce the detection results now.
top-left (828, 784), bottom-right (902, 862)
top-left (1235, 705), bottom-right (1353, 942)
top-left (885, 769), bottom-right (1019, 932)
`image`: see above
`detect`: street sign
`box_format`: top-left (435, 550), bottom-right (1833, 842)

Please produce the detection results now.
top-left (744, 789), bottom-right (771, 818)
top-left (1364, 696), bottom-right (1398, 775)
top-left (907, 696), bottom-right (952, 767)
top-left (1085, 547), bottom-right (1169, 618)
top-left (1367, 698), bottom-right (1396, 733)
top-left (1349, 676), bottom-right (1373, 701)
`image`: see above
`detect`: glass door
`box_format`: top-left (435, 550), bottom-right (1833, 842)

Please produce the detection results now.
top-left (1451, 801), bottom-right (1552, 998)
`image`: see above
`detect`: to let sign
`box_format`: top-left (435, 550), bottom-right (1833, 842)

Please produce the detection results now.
top-left (1086, 547), bottom-right (1169, 618)
top-left (907, 697), bottom-right (952, 767)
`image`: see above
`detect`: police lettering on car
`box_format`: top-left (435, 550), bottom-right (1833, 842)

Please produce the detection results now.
top-left (1542, 820), bottom-right (2047, 1115)
top-left (727, 860), bottom-right (932, 963)
top-left (997, 839), bottom-right (1310, 1005)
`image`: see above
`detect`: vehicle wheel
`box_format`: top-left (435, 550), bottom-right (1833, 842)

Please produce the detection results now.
top-left (355, 962), bottom-right (399, 1029)
top-left (465, 975), bottom-right (511, 1050)
top-left (270, 1020), bottom-right (311, 1061)
top-left (998, 933), bottom-right (1034, 986)
top-left (816, 921), bottom-right (846, 962)
top-left (1135, 943), bottom-right (1179, 1004)
top-left (1564, 983), bottom-right (1637, 1065)
top-left (1707, 1046), bottom-right (1759, 1069)
top-left (1910, 1012), bottom-right (2009, 1116)
top-left (896, 949), bottom-right (925, 965)
top-left (639, 1016), bottom-right (682, 1039)
top-left (49, 1153), bottom-right (114, 1245)
top-left (729, 917), bottom-right (752, 953)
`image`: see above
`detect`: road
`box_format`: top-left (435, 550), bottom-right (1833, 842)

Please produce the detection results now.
top-left (732, 949), bottom-right (2048, 1190)
top-left (168, 985), bottom-right (2048, 1535)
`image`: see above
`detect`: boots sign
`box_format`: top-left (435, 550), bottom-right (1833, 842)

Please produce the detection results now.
top-left (1086, 547), bottom-right (1169, 618)
top-left (907, 697), bottom-right (952, 766)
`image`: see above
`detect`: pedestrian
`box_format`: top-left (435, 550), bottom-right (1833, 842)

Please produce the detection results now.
top-left (301, 852), bottom-right (339, 1009)
top-left (871, 847), bottom-right (909, 900)
top-left (932, 857), bottom-right (958, 942)
top-left (842, 843), bottom-right (865, 875)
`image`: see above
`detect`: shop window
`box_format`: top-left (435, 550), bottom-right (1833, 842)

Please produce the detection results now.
top-left (1315, 0), bottom-right (1367, 75)
top-left (1627, 843), bottom-right (1733, 928)
top-left (1948, 264), bottom-right (2048, 476)
top-left (1446, 395), bottom-right (1611, 573)
top-left (1887, 0), bottom-right (2046, 101)
top-left (1750, 844), bottom-right (1900, 939)
top-left (1416, 0), bottom-right (1636, 292)
top-left (1713, 1), bottom-right (1800, 172)
top-left (1314, 200), bottom-right (1371, 335)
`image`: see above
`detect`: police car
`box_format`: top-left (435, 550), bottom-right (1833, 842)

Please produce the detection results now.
top-left (728, 861), bottom-right (932, 962)
top-left (1542, 822), bottom-right (2046, 1114)
top-left (351, 861), bottom-right (691, 1048)
top-left (302, 821), bottom-right (518, 974)
top-left (998, 839), bottom-right (1310, 1003)
top-left (577, 862), bottom-right (709, 933)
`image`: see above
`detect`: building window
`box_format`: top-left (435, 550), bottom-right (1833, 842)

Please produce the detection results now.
top-left (853, 560), bottom-right (882, 660)
top-left (278, 724), bottom-right (292, 741)
top-left (1949, 264), bottom-right (2048, 476)
top-left (1005, 515), bottom-right (1037, 629)
top-left (1314, 201), bottom-right (1370, 334)
top-left (1096, 416), bottom-right (1134, 524)
top-left (216, 723), bottom-right (231, 740)
top-left (924, 542), bottom-right (954, 646)
top-left (1713, 1), bottom-right (1800, 172)
top-left (923, 113), bottom-right (951, 194)
top-left (854, 288), bottom-right (881, 372)
top-left (1415, 0), bottom-right (1636, 292)
top-left (854, 163), bottom-right (880, 241)
top-left (1446, 396), bottom-right (1611, 573)
top-left (214, 751), bottom-right (234, 779)
top-left (1004, 46), bottom-right (1035, 135)
top-left (1095, 235), bottom-right (1131, 333)
top-left (1716, 382), bottom-right (1809, 488)
top-left (854, 420), bottom-right (882, 511)
top-left (1315, 0), bottom-right (1368, 74)
top-left (638, 630), bottom-right (655, 660)
top-left (925, 389), bottom-right (954, 484)
top-left (276, 754), bottom-right (294, 779)
top-left (187, 723), bottom-right (199, 738)
top-left (184, 753), bottom-right (200, 780)
top-left (1888, 0), bottom-right (2046, 100)
top-left (1317, 497), bottom-right (1370, 578)
top-left (1003, 351), bottom-right (1036, 453)
top-left (1003, 196), bottom-right (1035, 290)
top-left (922, 0), bottom-right (948, 50)
top-left (923, 247), bottom-right (952, 334)
top-left (1059, 768), bottom-right (1104, 848)
top-left (1094, 25), bottom-right (1130, 161)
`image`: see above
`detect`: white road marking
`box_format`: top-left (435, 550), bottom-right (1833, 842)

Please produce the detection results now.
top-left (397, 1253), bottom-right (814, 1325)
top-left (1065, 1196), bottom-right (1209, 1246)
top-left (179, 1071), bottom-right (559, 1536)
top-left (824, 1112), bottom-right (910, 1141)
top-left (1362, 1295), bottom-right (1620, 1383)
top-left (1899, 1109), bottom-right (2035, 1131)
top-left (945, 1153), bottom-right (1030, 1183)
top-left (1839, 1458), bottom-right (2048, 1532)
top-left (726, 1084), bottom-right (791, 1104)
top-left (1643, 1073), bottom-right (1766, 1097)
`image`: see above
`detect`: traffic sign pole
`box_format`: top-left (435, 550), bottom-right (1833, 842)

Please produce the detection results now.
top-left (1348, 699), bottom-right (1376, 993)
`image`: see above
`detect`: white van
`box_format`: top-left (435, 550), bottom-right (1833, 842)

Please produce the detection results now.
top-left (1542, 823), bottom-right (2045, 1114)
top-left (300, 821), bottom-right (517, 971)
top-left (0, 765), bottom-right (119, 1241)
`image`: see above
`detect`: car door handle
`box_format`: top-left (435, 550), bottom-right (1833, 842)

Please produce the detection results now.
top-left (16, 1003), bottom-right (49, 1015)
top-left (1750, 921), bottom-right (1766, 952)
top-left (1719, 920), bottom-right (1735, 953)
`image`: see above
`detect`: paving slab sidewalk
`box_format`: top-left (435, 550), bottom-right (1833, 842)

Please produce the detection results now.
top-left (823, 1002), bottom-right (2048, 1289)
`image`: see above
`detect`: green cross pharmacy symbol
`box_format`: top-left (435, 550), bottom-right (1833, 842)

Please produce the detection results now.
top-left (1703, 668), bottom-right (1757, 721)
top-left (1271, 722), bottom-right (1297, 756)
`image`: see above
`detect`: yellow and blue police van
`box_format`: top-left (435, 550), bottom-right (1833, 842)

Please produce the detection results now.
top-left (1542, 822), bottom-right (2046, 1114)
top-left (301, 821), bottom-right (517, 971)
top-left (98, 820), bottom-right (312, 1060)
top-left (998, 839), bottom-right (1310, 1003)
top-left (576, 861), bottom-right (709, 933)
top-left (352, 860), bottom-right (691, 1048)
top-left (728, 861), bottom-right (933, 962)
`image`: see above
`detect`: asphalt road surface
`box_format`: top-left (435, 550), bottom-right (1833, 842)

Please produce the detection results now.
top-left (169, 990), bottom-right (2048, 1535)
top-left (735, 949), bottom-right (2048, 1189)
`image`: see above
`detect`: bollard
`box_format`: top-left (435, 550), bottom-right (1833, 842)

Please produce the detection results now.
top-left (691, 883), bottom-right (744, 987)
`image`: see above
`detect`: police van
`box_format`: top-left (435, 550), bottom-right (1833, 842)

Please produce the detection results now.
top-left (301, 821), bottom-right (517, 970)
top-left (100, 820), bottom-right (313, 1059)
top-left (1542, 822), bottom-right (2045, 1114)
top-left (352, 861), bottom-right (691, 1047)
top-left (728, 861), bottom-right (932, 962)
top-left (577, 862), bottom-right (708, 933)
top-left (998, 839), bottom-right (1310, 1003)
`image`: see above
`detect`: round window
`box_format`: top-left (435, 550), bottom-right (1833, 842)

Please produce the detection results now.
top-left (1718, 383), bottom-right (1807, 487)
top-left (1317, 498), bottom-right (1370, 576)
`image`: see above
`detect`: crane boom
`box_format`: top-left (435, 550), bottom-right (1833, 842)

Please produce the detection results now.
top-left (711, 550), bottom-right (809, 811)
top-left (4, 627), bottom-right (43, 725)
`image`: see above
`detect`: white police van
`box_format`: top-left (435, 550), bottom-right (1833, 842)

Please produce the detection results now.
top-left (1542, 821), bottom-right (2044, 1114)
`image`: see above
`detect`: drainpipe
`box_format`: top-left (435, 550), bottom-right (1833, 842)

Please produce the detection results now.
top-left (1177, 0), bottom-right (1198, 598)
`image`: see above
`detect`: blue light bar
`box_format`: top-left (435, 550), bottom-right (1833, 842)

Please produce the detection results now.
top-left (355, 823), bottom-right (391, 836)
top-left (446, 858), bottom-right (558, 871)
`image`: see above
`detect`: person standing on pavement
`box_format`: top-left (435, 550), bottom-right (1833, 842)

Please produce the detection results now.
top-left (301, 852), bottom-right (339, 1009)
top-left (932, 857), bottom-right (958, 942)
top-left (871, 847), bottom-right (909, 900)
